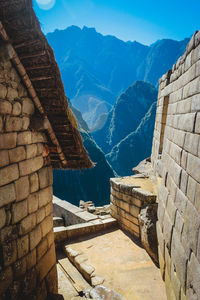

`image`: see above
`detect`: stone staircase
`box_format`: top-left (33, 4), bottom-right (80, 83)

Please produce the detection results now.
top-left (56, 251), bottom-right (91, 299)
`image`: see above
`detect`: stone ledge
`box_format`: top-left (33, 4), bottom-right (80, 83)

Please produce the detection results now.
top-left (54, 218), bottom-right (117, 244)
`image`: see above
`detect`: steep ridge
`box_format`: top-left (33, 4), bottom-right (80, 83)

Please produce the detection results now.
top-left (92, 81), bottom-right (157, 154)
top-left (53, 107), bottom-right (115, 205)
top-left (106, 102), bottom-right (157, 176)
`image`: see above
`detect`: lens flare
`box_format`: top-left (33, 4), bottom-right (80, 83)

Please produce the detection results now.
top-left (35, 0), bottom-right (56, 10)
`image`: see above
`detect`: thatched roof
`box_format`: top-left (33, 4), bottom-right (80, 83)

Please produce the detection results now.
top-left (0, 0), bottom-right (93, 169)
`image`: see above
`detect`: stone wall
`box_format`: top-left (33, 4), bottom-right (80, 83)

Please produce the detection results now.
top-left (110, 177), bottom-right (156, 239)
top-left (0, 53), bottom-right (57, 298)
top-left (151, 31), bottom-right (200, 300)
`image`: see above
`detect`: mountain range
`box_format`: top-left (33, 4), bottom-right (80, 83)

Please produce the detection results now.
top-left (47, 26), bottom-right (189, 128)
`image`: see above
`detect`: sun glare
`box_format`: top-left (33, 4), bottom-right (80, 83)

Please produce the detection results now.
top-left (35, 0), bottom-right (56, 10)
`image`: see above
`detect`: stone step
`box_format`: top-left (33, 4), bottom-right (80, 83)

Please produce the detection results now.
top-left (53, 216), bottom-right (64, 227)
top-left (58, 256), bottom-right (91, 295)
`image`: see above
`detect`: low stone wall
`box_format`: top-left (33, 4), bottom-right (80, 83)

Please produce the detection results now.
top-left (53, 196), bottom-right (117, 244)
top-left (110, 177), bottom-right (156, 239)
top-left (53, 196), bottom-right (97, 225)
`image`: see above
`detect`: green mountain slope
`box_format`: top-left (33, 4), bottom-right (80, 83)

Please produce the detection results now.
top-left (106, 102), bottom-right (157, 176)
top-left (92, 81), bottom-right (157, 153)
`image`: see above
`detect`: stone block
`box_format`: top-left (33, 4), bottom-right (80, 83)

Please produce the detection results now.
top-left (182, 201), bottom-right (200, 256)
top-left (172, 129), bottom-right (185, 148)
top-left (0, 225), bottom-right (18, 243)
top-left (17, 131), bottom-right (32, 145)
top-left (157, 200), bottom-right (165, 230)
top-left (12, 199), bottom-right (28, 224)
top-left (187, 176), bottom-right (196, 203)
top-left (21, 116), bottom-right (30, 130)
top-left (47, 230), bottom-right (54, 248)
top-left (166, 196), bottom-right (177, 225)
top-left (22, 267), bottom-right (37, 296)
top-left (29, 172), bottom-right (39, 193)
top-left (37, 244), bottom-right (56, 281)
top-left (79, 263), bottom-right (95, 282)
top-left (2, 240), bottom-right (17, 266)
top-left (195, 112), bottom-right (200, 134)
top-left (169, 142), bottom-right (182, 164)
top-left (37, 143), bottom-right (44, 155)
top-left (0, 83), bottom-right (7, 99)
top-left (45, 202), bottom-right (52, 217)
top-left (13, 256), bottom-right (27, 279)
top-left (32, 132), bottom-right (47, 143)
top-left (27, 192), bottom-right (39, 214)
top-left (18, 214), bottom-right (36, 235)
top-left (0, 132), bottom-right (17, 149)
top-left (129, 203), bottom-right (140, 218)
top-left (15, 175), bottom-right (30, 201)
top-left (37, 238), bottom-right (48, 261)
top-left (187, 153), bottom-right (200, 183)
top-left (38, 186), bottom-right (52, 208)
top-left (184, 133), bottom-right (199, 156)
top-left (163, 212), bottom-right (173, 250)
top-left (0, 163), bottom-right (19, 186)
top-left (138, 204), bottom-right (158, 263)
top-left (170, 264), bottom-right (181, 300)
top-left (9, 146), bottom-right (26, 163)
top-left (171, 229), bottom-right (187, 291)
top-left (29, 224), bottom-right (42, 251)
top-left (17, 234), bottom-right (29, 259)
top-left (45, 264), bottom-right (58, 294)
top-left (19, 156), bottom-right (43, 176)
top-left (165, 267), bottom-right (176, 300)
top-left (7, 87), bottom-right (18, 101)
top-left (175, 189), bottom-right (187, 216)
top-left (187, 253), bottom-right (200, 299)
top-left (158, 183), bottom-right (169, 206)
top-left (26, 144), bottom-right (37, 159)
top-left (36, 207), bottom-right (46, 224)
top-left (26, 249), bottom-right (36, 270)
top-left (0, 267), bottom-right (13, 295)
top-left (12, 101), bottom-right (21, 116)
top-left (191, 94), bottom-right (200, 112)
top-left (181, 150), bottom-right (188, 170)
top-left (158, 246), bottom-right (165, 280)
top-left (194, 182), bottom-right (200, 213)
top-left (178, 113), bottom-right (196, 132)
top-left (180, 169), bottom-right (188, 195)
top-left (38, 166), bottom-right (51, 189)
top-left (174, 210), bottom-right (184, 237)
top-left (0, 100), bottom-right (12, 114)
top-left (0, 150), bottom-right (9, 167)
top-left (5, 116), bottom-right (22, 132)
top-left (0, 208), bottom-right (6, 229)
top-left (22, 97), bottom-right (35, 115)
top-left (40, 215), bottom-right (53, 238)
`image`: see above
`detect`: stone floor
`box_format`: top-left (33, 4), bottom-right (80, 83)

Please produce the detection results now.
top-left (65, 228), bottom-right (167, 300)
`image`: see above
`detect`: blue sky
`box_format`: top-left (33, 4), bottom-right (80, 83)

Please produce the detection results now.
top-left (33, 0), bottom-right (200, 45)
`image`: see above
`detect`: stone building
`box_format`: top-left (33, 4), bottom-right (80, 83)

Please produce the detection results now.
top-left (151, 30), bottom-right (200, 300)
top-left (0, 1), bottom-right (92, 299)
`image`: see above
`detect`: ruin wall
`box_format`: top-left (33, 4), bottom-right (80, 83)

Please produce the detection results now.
top-left (151, 30), bottom-right (200, 300)
top-left (0, 53), bottom-right (57, 298)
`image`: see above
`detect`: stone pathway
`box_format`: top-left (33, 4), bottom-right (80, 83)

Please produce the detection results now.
top-left (65, 228), bottom-right (167, 300)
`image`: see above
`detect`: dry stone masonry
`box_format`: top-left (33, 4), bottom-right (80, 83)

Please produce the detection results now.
top-left (110, 176), bottom-right (156, 239)
top-left (0, 53), bottom-right (57, 298)
top-left (151, 30), bottom-right (200, 300)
